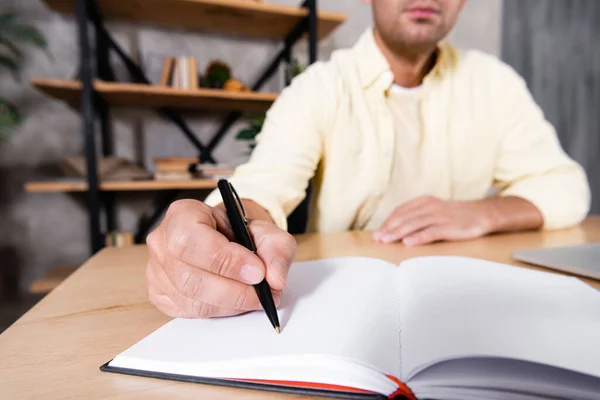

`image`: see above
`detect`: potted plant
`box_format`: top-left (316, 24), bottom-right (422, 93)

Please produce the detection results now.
top-left (235, 59), bottom-right (306, 153)
top-left (0, 12), bottom-right (48, 142)
top-left (0, 12), bottom-right (47, 302)
top-left (236, 115), bottom-right (264, 154)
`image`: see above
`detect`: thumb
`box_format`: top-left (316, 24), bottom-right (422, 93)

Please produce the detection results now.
top-left (248, 220), bottom-right (297, 291)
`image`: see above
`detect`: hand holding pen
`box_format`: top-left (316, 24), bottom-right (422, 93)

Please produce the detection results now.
top-left (145, 183), bottom-right (296, 326)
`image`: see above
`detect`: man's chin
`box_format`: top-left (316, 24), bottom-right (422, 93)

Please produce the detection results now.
top-left (401, 28), bottom-right (443, 50)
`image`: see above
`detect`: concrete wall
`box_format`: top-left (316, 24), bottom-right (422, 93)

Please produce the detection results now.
top-left (0, 0), bottom-right (504, 291)
top-left (502, 0), bottom-right (600, 214)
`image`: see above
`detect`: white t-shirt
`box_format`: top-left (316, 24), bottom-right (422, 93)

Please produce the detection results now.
top-left (364, 83), bottom-right (427, 230)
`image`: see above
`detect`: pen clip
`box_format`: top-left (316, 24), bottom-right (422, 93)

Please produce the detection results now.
top-left (229, 182), bottom-right (248, 224)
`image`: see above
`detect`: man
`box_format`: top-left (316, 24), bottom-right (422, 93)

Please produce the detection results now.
top-left (145, 0), bottom-right (590, 319)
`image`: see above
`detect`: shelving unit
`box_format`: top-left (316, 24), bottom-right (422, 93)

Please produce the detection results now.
top-left (28, 264), bottom-right (79, 294)
top-left (42, 0), bottom-right (346, 40)
top-left (30, 78), bottom-right (278, 112)
top-left (29, 0), bottom-right (346, 254)
top-left (25, 179), bottom-right (218, 193)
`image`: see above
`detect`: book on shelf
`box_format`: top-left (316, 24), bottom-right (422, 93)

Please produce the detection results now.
top-left (105, 231), bottom-right (134, 248)
top-left (159, 56), bottom-right (198, 89)
top-left (158, 57), bottom-right (175, 86)
top-left (61, 156), bottom-right (151, 181)
top-left (153, 157), bottom-right (235, 180)
top-left (101, 256), bottom-right (600, 400)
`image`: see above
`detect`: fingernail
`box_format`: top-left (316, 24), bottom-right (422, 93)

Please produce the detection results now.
top-left (382, 234), bottom-right (395, 244)
top-left (240, 265), bottom-right (263, 284)
top-left (372, 232), bottom-right (383, 241)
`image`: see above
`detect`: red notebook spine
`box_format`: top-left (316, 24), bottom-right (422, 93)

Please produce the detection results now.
top-left (386, 375), bottom-right (417, 400)
top-left (239, 378), bottom-right (375, 394)
top-left (235, 376), bottom-right (417, 399)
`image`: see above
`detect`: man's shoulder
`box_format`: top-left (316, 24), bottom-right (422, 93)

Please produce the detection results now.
top-left (290, 47), bottom-right (356, 88)
top-left (452, 46), bottom-right (525, 86)
top-left (281, 47), bottom-right (358, 109)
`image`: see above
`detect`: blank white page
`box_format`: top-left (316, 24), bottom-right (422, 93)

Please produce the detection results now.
top-left (409, 357), bottom-right (600, 400)
top-left (396, 256), bottom-right (600, 381)
top-left (110, 257), bottom-right (401, 378)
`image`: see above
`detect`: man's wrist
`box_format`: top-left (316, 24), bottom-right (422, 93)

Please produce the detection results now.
top-left (476, 196), bottom-right (544, 234)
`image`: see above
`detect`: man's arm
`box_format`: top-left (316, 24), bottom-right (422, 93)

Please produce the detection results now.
top-left (204, 64), bottom-right (336, 230)
top-left (374, 63), bottom-right (590, 246)
top-left (373, 195), bottom-right (543, 246)
top-left (490, 64), bottom-right (591, 230)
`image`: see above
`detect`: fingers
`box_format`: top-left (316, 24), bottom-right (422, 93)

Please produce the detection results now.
top-left (145, 199), bottom-right (292, 320)
top-left (147, 248), bottom-right (267, 318)
top-left (145, 256), bottom-right (183, 317)
top-left (249, 219), bottom-right (297, 291)
top-left (374, 196), bottom-right (442, 243)
top-left (155, 201), bottom-right (268, 285)
top-left (377, 215), bottom-right (439, 244)
top-left (403, 225), bottom-right (452, 247)
top-left (375, 196), bottom-right (437, 236)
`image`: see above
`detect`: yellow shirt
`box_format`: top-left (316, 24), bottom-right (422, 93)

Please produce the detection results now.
top-left (205, 28), bottom-right (590, 232)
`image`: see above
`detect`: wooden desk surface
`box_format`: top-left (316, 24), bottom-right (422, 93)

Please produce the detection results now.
top-left (2, 217), bottom-right (600, 399)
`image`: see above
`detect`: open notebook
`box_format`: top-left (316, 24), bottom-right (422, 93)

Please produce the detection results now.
top-left (102, 256), bottom-right (600, 400)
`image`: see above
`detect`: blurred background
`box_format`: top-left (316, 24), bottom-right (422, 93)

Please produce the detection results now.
top-left (0, 0), bottom-right (598, 330)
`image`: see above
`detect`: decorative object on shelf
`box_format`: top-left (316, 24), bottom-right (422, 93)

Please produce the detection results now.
top-left (0, 12), bottom-right (49, 142)
top-left (153, 157), bottom-right (234, 181)
top-left (61, 156), bottom-right (151, 181)
top-left (159, 56), bottom-right (198, 89)
top-left (203, 60), bottom-right (232, 89)
top-left (285, 57), bottom-right (307, 83)
top-left (158, 56), bottom-right (174, 86)
top-left (236, 115), bottom-right (264, 153)
top-left (105, 231), bottom-right (134, 247)
top-left (28, 264), bottom-right (79, 294)
top-left (234, 59), bottom-right (306, 153)
top-left (158, 57), bottom-right (251, 91)
top-left (153, 156), bottom-right (197, 180)
top-left (223, 78), bottom-right (249, 92)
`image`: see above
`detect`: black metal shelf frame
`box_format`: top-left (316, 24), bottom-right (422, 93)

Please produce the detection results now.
top-left (74, 0), bottom-right (318, 254)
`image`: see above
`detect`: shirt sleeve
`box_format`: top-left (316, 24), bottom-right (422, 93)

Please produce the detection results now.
top-left (204, 64), bottom-right (333, 231)
top-left (492, 66), bottom-right (591, 230)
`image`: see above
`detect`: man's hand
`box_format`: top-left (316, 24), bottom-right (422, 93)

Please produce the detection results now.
top-left (372, 195), bottom-right (544, 246)
top-left (145, 199), bottom-right (297, 319)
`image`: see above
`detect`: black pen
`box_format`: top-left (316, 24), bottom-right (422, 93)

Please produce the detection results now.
top-left (217, 179), bottom-right (281, 333)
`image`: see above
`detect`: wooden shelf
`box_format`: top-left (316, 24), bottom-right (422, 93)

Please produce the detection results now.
top-left (28, 265), bottom-right (80, 294)
top-left (43, 0), bottom-right (346, 40)
top-left (30, 78), bottom-right (277, 112)
top-left (24, 179), bottom-right (219, 193)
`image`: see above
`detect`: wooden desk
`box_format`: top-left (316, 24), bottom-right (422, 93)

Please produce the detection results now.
top-left (1, 217), bottom-right (599, 398)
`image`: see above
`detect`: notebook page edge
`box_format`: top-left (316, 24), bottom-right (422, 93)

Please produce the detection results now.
top-left (406, 356), bottom-right (600, 400)
top-left (108, 256), bottom-right (402, 392)
top-left (108, 352), bottom-right (399, 395)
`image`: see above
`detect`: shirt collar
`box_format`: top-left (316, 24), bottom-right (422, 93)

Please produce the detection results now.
top-left (353, 28), bottom-right (458, 91)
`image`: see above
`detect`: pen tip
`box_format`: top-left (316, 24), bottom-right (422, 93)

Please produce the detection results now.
top-left (275, 326), bottom-right (281, 334)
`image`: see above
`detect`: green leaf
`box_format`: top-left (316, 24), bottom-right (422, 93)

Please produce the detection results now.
top-left (0, 36), bottom-right (22, 59)
top-left (0, 97), bottom-right (21, 143)
top-left (0, 54), bottom-right (19, 78)
top-left (0, 13), bottom-right (17, 31)
top-left (6, 24), bottom-right (48, 51)
top-left (236, 127), bottom-right (259, 140)
top-left (251, 116), bottom-right (265, 129)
